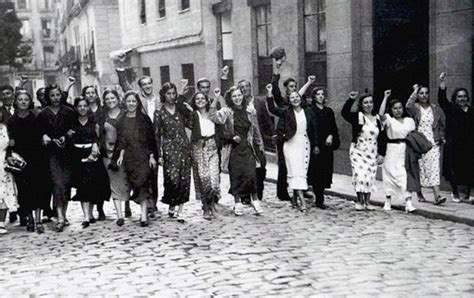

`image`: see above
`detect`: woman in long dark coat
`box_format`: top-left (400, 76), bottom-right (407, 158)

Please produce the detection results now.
top-left (438, 73), bottom-right (474, 203)
top-left (38, 84), bottom-right (75, 232)
top-left (69, 97), bottom-right (110, 228)
top-left (154, 82), bottom-right (192, 222)
top-left (308, 87), bottom-right (340, 209)
top-left (7, 90), bottom-right (46, 233)
top-left (115, 91), bottom-right (157, 227)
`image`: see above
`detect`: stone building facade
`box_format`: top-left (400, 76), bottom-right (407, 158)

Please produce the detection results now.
top-left (56, 0), bottom-right (122, 96)
top-left (116, 0), bottom-right (473, 176)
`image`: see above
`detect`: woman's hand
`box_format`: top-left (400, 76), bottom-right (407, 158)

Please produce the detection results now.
top-left (42, 135), bottom-right (52, 146)
top-left (66, 129), bottom-right (75, 138)
top-left (308, 75), bottom-right (316, 84)
top-left (158, 157), bottom-right (164, 166)
top-left (376, 155), bottom-right (384, 165)
top-left (233, 135), bottom-right (241, 144)
top-left (265, 83), bottom-right (273, 97)
top-left (117, 156), bottom-right (123, 167)
top-left (313, 146), bottom-right (320, 155)
top-left (384, 89), bottom-right (391, 98)
top-left (325, 135), bottom-right (333, 147)
top-left (213, 88), bottom-right (221, 98)
top-left (349, 91), bottom-right (358, 100)
top-left (149, 155), bottom-right (157, 169)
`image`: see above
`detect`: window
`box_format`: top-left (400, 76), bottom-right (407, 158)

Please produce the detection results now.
top-left (157, 0), bottom-right (166, 18)
top-left (181, 63), bottom-right (195, 94)
top-left (304, 0), bottom-right (327, 86)
top-left (217, 11), bottom-right (234, 88)
top-left (17, 0), bottom-right (28, 10)
top-left (20, 20), bottom-right (31, 39)
top-left (179, 0), bottom-right (190, 11)
top-left (43, 46), bottom-right (55, 68)
top-left (142, 67), bottom-right (151, 76)
top-left (160, 65), bottom-right (170, 85)
top-left (255, 4), bottom-right (272, 94)
top-left (41, 19), bottom-right (52, 38)
top-left (139, 0), bottom-right (147, 24)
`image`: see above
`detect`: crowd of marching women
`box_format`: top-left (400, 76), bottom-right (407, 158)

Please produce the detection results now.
top-left (0, 50), bottom-right (473, 235)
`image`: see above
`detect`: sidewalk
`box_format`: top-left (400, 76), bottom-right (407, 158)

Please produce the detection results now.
top-left (264, 159), bottom-right (474, 226)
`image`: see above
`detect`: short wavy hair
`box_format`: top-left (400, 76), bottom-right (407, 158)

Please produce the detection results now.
top-left (159, 82), bottom-right (177, 103)
top-left (190, 91), bottom-right (210, 111)
top-left (224, 85), bottom-right (247, 109)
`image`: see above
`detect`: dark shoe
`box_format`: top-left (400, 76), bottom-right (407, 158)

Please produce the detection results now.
top-left (9, 212), bottom-right (18, 224)
top-left (36, 223), bottom-right (45, 234)
top-left (116, 218), bottom-right (124, 226)
top-left (241, 196), bottom-right (251, 205)
top-left (89, 217), bottom-right (97, 224)
top-left (55, 222), bottom-right (65, 232)
top-left (140, 220), bottom-right (149, 227)
top-left (418, 196), bottom-right (427, 203)
top-left (124, 208), bottom-right (132, 218)
top-left (20, 217), bottom-right (28, 227)
top-left (26, 222), bottom-right (35, 232)
top-left (97, 213), bottom-right (106, 221)
top-left (148, 211), bottom-right (156, 219)
top-left (81, 221), bottom-right (90, 228)
top-left (64, 219), bottom-right (70, 226)
top-left (278, 196), bottom-right (291, 201)
top-left (434, 197), bottom-right (447, 205)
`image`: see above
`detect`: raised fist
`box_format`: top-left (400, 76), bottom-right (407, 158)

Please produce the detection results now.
top-left (384, 89), bottom-right (391, 98)
top-left (349, 91), bottom-right (359, 99)
top-left (213, 88), bottom-right (221, 98)
top-left (265, 83), bottom-right (273, 92)
top-left (308, 75), bottom-right (316, 84)
top-left (439, 72), bottom-right (446, 82)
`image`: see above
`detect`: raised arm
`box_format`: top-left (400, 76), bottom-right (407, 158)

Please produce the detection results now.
top-left (378, 89), bottom-right (391, 122)
top-left (116, 68), bottom-right (133, 92)
top-left (299, 75), bottom-right (316, 97)
top-left (437, 72), bottom-right (451, 113)
top-left (265, 84), bottom-right (286, 118)
top-left (341, 91), bottom-right (359, 123)
top-left (405, 84), bottom-right (419, 117)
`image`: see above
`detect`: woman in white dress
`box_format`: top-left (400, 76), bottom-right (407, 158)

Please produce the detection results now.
top-left (266, 84), bottom-right (318, 212)
top-left (0, 123), bottom-right (19, 234)
top-left (378, 90), bottom-right (417, 212)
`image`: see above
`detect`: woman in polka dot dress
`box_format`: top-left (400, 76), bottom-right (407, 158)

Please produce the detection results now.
top-left (266, 84), bottom-right (319, 212)
top-left (342, 92), bottom-right (385, 211)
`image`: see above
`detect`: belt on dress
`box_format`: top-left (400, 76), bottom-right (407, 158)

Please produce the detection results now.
top-left (387, 138), bottom-right (406, 144)
top-left (74, 143), bottom-right (93, 149)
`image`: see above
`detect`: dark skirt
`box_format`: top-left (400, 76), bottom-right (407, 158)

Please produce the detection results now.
top-left (71, 146), bottom-right (111, 203)
top-left (443, 143), bottom-right (474, 186)
top-left (14, 157), bottom-right (49, 212)
top-left (228, 142), bottom-right (257, 196)
top-left (308, 146), bottom-right (334, 189)
top-left (48, 150), bottom-right (72, 205)
top-left (124, 151), bottom-right (152, 204)
top-left (161, 141), bottom-right (191, 206)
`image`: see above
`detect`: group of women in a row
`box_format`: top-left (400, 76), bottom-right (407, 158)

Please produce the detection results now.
top-left (0, 69), bottom-right (472, 235)
top-left (342, 73), bottom-right (473, 211)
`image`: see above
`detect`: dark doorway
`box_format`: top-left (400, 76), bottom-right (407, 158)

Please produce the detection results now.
top-left (373, 0), bottom-right (429, 105)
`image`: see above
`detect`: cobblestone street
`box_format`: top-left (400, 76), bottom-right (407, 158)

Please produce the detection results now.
top-left (1, 175), bottom-right (474, 296)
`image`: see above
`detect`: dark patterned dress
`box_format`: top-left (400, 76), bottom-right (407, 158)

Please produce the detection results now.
top-left (228, 108), bottom-right (257, 195)
top-left (154, 106), bottom-right (191, 206)
top-left (70, 118), bottom-right (110, 203)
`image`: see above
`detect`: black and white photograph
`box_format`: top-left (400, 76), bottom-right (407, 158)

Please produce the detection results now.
top-left (0, 0), bottom-right (473, 296)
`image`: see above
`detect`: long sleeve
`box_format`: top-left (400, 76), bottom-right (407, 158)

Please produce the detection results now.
top-left (329, 109), bottom-right (341, 150)
top-left (437, 87), bottom-right (451, 115)
top-left (405, 92), bottom-right (418, 118)
top-left (341, 98), bottom-right (357, 124)
top-left (271, 74), bottom-right (285, 107)
top-left (112, 120), bottom-right (126, 162)
top-left (251, 111), bottom-right (264, 152)
top-left (116, 68), bottom-right (133, 92)
top-left (266, 96), bottom-right (286, 118)
top-left (209, 106), bottom-right (231, 125)
top-left (153, 111), bottom-right (162, 158)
